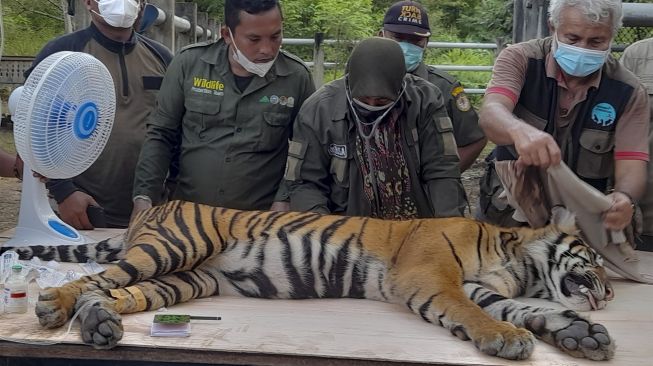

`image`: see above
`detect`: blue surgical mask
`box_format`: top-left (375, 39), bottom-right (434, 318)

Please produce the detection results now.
top-left (553, 35), bottom-right (609, 77)
top-left (398, 42), bottom-right (424, 72)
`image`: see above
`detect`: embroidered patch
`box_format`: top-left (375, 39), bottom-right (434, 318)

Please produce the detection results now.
top-left (455, 93), bottom-right (471, 112)
top-left (260, 95), bottom-right (294, 108)
top-left (328, 143), bottom-right (347, 158)
top-left (591, 103), bottom-right (616, 127)
top-left (451, 86), bottom-right (465, 97)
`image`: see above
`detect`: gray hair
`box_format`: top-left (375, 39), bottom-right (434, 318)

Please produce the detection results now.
top-left (548, 0), bottom-right (623, 35)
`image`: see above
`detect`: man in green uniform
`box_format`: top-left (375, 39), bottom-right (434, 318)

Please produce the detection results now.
top-left (285, 37), bottom-right (466, 219)
top-left (380, 1), bottom-right (486, 171)
top-left (132, 0), bottom-right (315, 214)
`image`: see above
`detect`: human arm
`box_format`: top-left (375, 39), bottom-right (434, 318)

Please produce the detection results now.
top-left (458, 137), bottom-right (487, 171)
top-left (0, 149), bottom-right (17, 178)
top-left (603, 160), bottom-right (647, 230)
top-left (603, 83), bottom-right (651, 230)
top-left (286, 99), bottom-right (332, 214)
top-left (479, 93), bottom-right (561, 168)
top-left (132, 53), bottom-right (186, 215)
top-left (420, 94), bottom-right (466, 217)
top-left (444, 81), bottom-right (487, 171)
top-left (271, 68), bottom-right (317, 211)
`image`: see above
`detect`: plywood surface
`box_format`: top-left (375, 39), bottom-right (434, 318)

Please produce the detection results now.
top-left (1, 228), bottom-right (653, 365)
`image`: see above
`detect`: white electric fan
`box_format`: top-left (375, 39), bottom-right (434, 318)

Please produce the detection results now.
top-left (5, 51), bottom-right (116, 247)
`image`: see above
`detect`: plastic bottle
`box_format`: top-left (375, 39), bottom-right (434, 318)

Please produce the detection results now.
top-left (3, 264), bottom-right (28, 313)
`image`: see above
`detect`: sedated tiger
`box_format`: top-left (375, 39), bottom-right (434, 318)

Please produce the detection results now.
top-left (2, 201), bottom-right (615, 360)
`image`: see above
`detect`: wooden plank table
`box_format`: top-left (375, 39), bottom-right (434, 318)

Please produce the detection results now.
top-left (1, 228), bottom-right (652, 365)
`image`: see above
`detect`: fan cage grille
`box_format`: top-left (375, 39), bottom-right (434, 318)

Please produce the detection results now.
top-left (14, 51), bottom-right (116, 179)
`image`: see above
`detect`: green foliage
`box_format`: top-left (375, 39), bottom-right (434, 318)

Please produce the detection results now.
top-left (2, 0), bottom-right (65, 56)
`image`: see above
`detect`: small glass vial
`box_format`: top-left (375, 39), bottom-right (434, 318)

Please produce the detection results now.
top-left (3, 264), bottom-right (28, 314)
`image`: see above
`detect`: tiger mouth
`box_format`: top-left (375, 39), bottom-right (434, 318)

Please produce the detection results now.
top-left (563, 274), bottom-right (600, 310)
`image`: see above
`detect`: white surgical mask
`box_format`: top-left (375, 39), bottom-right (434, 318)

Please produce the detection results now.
top-left (93, 0), bottom-right (140, 29)
top-left (228, 28), bottom-right (278, 78)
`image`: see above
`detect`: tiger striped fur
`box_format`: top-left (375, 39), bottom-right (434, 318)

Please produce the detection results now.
top-left (2, 201), bottom-right (615, 360)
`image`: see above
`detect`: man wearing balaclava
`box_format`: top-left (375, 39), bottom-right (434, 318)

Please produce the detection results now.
top-left (24, 0), bottom-right (173, 229)
top-left (285, 37), bottom-right (466, 219)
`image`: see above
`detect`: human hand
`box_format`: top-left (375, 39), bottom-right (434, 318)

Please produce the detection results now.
top-left (58, 191), bottom-right (99, 230)
top-left (603, 191), bottom-right (634, 231)
top-left (510, 124), bottom-right (561, 168)
top-left (270, 201), bottom-right (290, 212)
top-left (130, 197), bottom-right (153, 222)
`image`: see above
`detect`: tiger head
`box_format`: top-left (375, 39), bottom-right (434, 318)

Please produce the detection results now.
top-left (529, 207), bottom-right (614, 311)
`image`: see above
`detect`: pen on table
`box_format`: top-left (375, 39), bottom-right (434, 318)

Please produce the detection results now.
top-left (189, 316), bottom-right (221, 320)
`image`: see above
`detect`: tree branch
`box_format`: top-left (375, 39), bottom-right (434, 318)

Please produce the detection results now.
top-left (14, 0), bottom-right (64, 22)
top-left (45, 0), bottom-right (64, 11)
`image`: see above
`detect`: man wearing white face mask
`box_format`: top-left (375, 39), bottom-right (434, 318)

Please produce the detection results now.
top-left (132, 0), bottom-right (315, 215)
top-left (285, 37), bottom-right (466, 219)
top-left (24, 0), bottom-right (173, 229)
top-left (380, 1), bottom-right (486, 173)
top-left (477, 0), bottom-right (649, 232)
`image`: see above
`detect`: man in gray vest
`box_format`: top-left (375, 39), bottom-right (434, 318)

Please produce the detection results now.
top-left (621, 37), bottom-right (653, 251)
top-left (478, 0), bottom-right (649, 232)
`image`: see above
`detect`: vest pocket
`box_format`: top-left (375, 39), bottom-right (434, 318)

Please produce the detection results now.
top-left (514, 104), bottom-right (547, 131)
top-left (576, 129), bottom-right (615, 179)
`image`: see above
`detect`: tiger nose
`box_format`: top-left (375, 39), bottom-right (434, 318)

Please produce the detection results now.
top-left (605, 285), bottom-right (614, 301)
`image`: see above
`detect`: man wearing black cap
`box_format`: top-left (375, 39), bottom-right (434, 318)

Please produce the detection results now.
top-left (381, 0), bottom-right (486, 172)
top-left (284, 37), bottom-right (466, 219)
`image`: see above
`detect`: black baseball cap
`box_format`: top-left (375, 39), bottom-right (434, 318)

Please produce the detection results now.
top-left (383, 1), bottom-right (431, 37)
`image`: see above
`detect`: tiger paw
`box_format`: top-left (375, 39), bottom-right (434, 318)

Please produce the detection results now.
top-left (471, 321), bottom-right (535, 360)
top-left (35, 287), bottom-right (78, 328)
top-left (77, 293), bottom-right (124, 350)
top-left (526, 311), bottom-right (615, 360)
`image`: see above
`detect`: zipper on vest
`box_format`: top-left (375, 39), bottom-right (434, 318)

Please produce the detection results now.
top-left (119, 44), bottom-right (129, 97)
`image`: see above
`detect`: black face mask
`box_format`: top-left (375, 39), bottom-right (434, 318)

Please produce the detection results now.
top-left (352, 103), bottom-right (390, 122)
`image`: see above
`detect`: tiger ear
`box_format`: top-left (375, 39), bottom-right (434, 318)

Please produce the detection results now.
top-left (550, 206), bottom-right (579, 235)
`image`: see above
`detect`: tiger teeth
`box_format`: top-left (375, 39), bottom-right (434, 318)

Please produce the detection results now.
top-left (579, 287), bottom-right (589, 294)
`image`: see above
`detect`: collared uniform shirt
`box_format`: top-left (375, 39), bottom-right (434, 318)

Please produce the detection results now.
top-left (134, 39), bottom-right (315, 210)
top-left (412, 63), bottom-right (485, 147)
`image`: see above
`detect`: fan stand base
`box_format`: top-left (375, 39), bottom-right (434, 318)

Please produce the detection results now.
top-left (5, 168), bottom-right (93, 247)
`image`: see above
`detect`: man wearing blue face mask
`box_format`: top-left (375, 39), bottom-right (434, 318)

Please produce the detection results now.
top-left (285, 37), bottom-right (466, 219)
top-left (380, 1), bottom-right (487, 172)
top-left (24, 0), bottom-right (173, 229)
top-left (478, 0), bottom-right (650, 233)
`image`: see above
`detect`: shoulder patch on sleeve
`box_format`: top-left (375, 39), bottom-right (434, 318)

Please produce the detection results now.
top-left (179, 40), bottom-right (215, 54)
top-left (455, 92), bottom-right (472, 112)
top-left (280, 49), bottom-right (311, 73)
top-left (426, 66), bottom-right (457, 84)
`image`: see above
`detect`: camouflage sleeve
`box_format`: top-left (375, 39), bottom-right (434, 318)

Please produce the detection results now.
top-left (419, 89), bottom-right (467, 217)
top-left (286, 101), bottom-right (331, 214)
top-left (132, 53), bottom-right (186, 203)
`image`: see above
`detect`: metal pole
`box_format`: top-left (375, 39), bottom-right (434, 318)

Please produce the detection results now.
top-left (146, 0), bottom-right (175, 51)
top-left (312, 33), bottom-right (325, 89)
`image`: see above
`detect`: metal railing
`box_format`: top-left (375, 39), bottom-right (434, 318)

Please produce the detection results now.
top-left (290, 35), bottom-right (499, 93)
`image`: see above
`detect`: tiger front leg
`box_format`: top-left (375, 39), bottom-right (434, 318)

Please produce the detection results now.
top-left (464, 282), bottom-right (615, 360)
top-left (73, 266), bottom-right (220, 349)
top-left (396, 276), bottom-right (535, 359)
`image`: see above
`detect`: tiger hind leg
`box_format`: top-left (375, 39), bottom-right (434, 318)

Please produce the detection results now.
top-left (65, 266), bottom-right (220, 349)
top-left (464, 282), bottom-right (615, 360)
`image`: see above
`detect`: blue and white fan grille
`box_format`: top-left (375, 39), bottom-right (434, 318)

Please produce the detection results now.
top-left (13, 51), bottom-right (116, 179)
